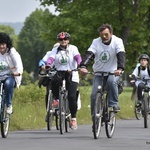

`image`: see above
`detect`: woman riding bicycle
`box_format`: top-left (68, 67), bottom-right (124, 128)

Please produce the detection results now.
top-left (0, 32), bottom-right (23, 114)
top-left (46, 32), bottom-right (82, 130)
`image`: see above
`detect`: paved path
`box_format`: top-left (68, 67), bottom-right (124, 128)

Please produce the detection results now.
top-left (0, 119), bottom-right (150, 150)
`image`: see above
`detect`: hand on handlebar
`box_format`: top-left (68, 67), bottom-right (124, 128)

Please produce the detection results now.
top-left (12, 72), bottom-right (20, 76)
top-left (114, 69), bottom-right (123, 76)
top-left (79, 68), bottom-right (88, 76)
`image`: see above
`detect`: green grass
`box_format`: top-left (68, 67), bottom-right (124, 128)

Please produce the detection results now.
top-left (9, 84), bottom-right (135, 131)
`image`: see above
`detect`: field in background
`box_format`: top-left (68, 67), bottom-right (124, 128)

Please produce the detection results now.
top-left (10, 84), bottom-right (135, 131)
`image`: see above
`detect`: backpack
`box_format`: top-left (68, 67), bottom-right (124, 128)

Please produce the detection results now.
top-left (138, 65), bottom-right (150, 77)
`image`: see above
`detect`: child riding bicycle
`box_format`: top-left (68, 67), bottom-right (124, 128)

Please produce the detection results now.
top-left (130, 54), bottom-right (150, 107)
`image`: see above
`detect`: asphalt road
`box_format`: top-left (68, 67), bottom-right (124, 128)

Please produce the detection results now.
top-left (0, 119), bottom-right (150, 150)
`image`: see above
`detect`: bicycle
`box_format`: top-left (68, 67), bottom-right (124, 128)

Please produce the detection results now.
top-left (58, 71), bottom-right (73, 134)
top-left (130, 81), bottom-right (142, 120)
top-left (39, 68), bottom-right (59, 131)
top-left (0, 73), bottom-right (19, 138)
top-left (88, 71), bottom-right (121, 139)
top-left (130, 75), bottom-right (150, 128)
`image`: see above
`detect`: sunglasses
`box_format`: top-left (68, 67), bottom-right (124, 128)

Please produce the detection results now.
top-left (59, 38), bottom-right (69, 41)
top-left (100, 33), bottom-right (109, 38)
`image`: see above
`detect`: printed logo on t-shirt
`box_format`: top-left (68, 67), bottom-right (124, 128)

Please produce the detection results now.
top-left (58, 54), bottom-right (69, 65)
top-left (0, 60), bottom-right (8, 71)
top-left (99, 51), bottom-right (110, 63)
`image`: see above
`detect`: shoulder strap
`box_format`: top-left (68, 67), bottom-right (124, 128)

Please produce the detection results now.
top-left (147, 65), bottom-right (150, 76)
top-left (138, 66), bottom-right (140, 77)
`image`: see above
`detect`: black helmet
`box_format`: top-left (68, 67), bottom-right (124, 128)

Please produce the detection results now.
top-left (138, 54), bottom-right (149, 62)
top-left (57, 32), bottom-right (70, 40)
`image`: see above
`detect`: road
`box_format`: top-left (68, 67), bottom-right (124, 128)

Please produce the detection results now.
top-left (0, 119), bottom-right (150, 150)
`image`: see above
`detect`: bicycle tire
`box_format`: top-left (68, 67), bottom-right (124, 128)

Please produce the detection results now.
top-left (59, 93), bottom-right (66, 134)
top-left (1, 103), bottom-right (10, 138)
top-left (65, 93), bottom-right (71, 132)
top-left (105, 111), bottom-right (116, 138)
top-left (143, 95), bottom-right (148, 128)
top-left (55, 110), bottom-right (59, 130)
top-left (47, 90), bottom-right (54, 131)
top-left (93, 92), bottom-right (103, 139)
top-left (134, 98), bottom-right (142, 120)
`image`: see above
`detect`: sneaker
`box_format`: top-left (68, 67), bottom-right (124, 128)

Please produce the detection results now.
top-left (113, 105), bottom-right (120, 112)
top-left (136, 100), bottom-right (142, 108)
top-left (7, 105), bottom-right (13, 114)
top-left (52, 100), bottom-right (59, 108)
top-left (70, 119), bottom-right (77, 130)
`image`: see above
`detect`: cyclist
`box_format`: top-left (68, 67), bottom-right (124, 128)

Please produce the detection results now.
top-left (130, 54), bottom-right (150, 107)
top-left (38, 43), bottom-right (60, 122)
top-left (79, 23), bottom-right (126, 119)
top-left (46, 32), bottom-right (82, 130)
top-left (0, 32), bottom-right (23, 114)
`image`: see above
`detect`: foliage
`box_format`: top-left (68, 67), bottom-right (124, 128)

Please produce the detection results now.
top-left (0, 25), bottom-right (18, 47)
top-left (22, 70), bottom-right (33, 85)
top-left (10, 84), bottom-right (134, 130)
top-left (39, 0), bottom-right (150, 73)
top-left (17, 9), bottom-right (55, 78)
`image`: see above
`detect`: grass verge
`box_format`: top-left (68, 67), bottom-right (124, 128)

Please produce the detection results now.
top-left (9, 84), bottom-right (135, 131)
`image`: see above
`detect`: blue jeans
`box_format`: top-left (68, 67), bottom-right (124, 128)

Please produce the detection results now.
top-left (90, 75), bottom-right (120, 116)
top-left (3, 76), bottom-right (16, 107)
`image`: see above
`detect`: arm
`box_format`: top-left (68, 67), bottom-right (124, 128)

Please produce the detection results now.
top-left (74, 54), bottom-right (82, 66)
top-left (80, 51), bottom-right (95, 68)
top-left (117, 51), bottom-right (126, 71)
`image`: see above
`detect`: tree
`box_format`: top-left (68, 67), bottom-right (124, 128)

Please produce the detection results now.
top-left (18, 9), bottom-right (56, 78)
top-left (39, 0), bottom-right (150, 72)
top-left (0, 25), bottom-right (18, 47)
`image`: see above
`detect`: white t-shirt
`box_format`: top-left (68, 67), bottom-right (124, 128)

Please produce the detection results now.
top-left (0, 53), bottom-right (11, 80)
top-left (49, 44), bottom-right (80, 83)
top-left (132, 66), bottom-right (150, 87)
top-left (87, 35), bottom-right (125, 72)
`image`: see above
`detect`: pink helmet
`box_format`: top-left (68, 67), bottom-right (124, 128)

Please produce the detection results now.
top-left (57, 32), bottom-right (70, 39)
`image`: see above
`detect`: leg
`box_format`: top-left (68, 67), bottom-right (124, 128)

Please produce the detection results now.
top-left (91, 75), bottom-right (102, 116)
top-left (4, 76), bottom-right (16, 107)
top-left (137, 82), bottom-right (145, 100)
top-left (67, 81), bottom-right (78, 118)
top-left (106, 75), bottom-right (120, 107)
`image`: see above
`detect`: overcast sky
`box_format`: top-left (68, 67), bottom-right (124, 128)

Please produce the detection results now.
top-left (0, 0), bottom-right (56, 22)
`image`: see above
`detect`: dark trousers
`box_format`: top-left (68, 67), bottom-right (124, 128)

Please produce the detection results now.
top-left (137, 82), bottom-right (145, 100)
top-left (51, 72), bottom-right (78, 118)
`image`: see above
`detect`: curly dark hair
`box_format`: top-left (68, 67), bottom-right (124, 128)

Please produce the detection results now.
top-left (0, 32), bottom-right (13, 50)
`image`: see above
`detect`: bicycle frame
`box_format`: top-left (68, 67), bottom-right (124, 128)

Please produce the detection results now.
top-left (130, 75), bottom-right (150, 128)
top-left (92, 71), bottom-right (117, 139)
top-left (141, 78), bottom-right (150, 128)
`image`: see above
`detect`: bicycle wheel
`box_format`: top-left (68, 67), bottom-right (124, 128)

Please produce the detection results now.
top-left (105, 111), bottom-right (116, 138)
top-left (143, 95), bottom-right (148, 128)
top-left (65, 94), bottom-right (71, 132)
top-left (47, 90), bottom-right (54, 131)
top-left (134, 98), bottom-right (142, 120)
top-left (55, 110), bottom-right (59, 130)
top-left (59, 93), bottom-right (66, 134)
top-left (1, 103), bottom-right (10, 138)
top-left (93, 92), bottom-right (103, 139)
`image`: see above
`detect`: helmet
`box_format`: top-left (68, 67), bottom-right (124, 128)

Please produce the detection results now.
top-left (138, 54), bottom-right (149, 62)
top-left (57, 32), bottom-right (70, 39)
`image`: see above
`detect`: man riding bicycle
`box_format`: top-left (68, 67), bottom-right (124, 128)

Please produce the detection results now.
top-left (79, 23), bottom-right (126, 119)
